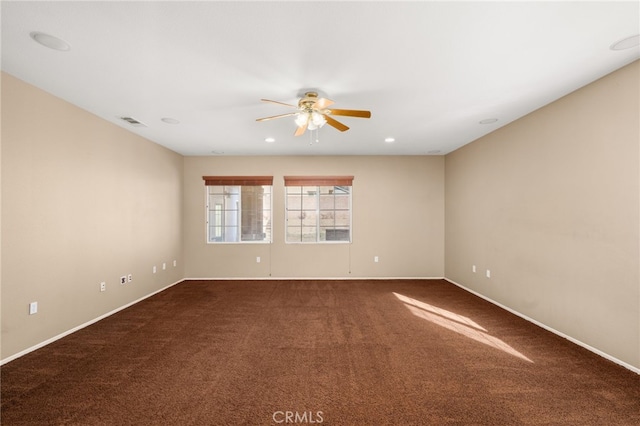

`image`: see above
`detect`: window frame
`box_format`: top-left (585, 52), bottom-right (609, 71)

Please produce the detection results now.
top-left (284, 176), bottom-right (353, 244)
top-left (203, 176), bottom-right (273, 244)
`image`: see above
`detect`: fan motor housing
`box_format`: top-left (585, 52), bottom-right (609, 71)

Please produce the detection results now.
top-left (299, 91), bottom-right (319, 110)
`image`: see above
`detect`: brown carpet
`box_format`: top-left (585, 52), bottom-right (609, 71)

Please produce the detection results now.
top-left (2, 279), bottom-right (639, 425)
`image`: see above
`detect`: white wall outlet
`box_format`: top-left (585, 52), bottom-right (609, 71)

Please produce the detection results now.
top-left (100, 282), bottom-right (106, 292)
top-left (153, 266), bottom-right (157, 274)
top-left (472, 265), bottom-right (476, 273)
top-left (374, 256), bottom-right (379, 263)
top-left (173, 260), bottom-right (177, 267)
top-left (120, 276), bottom-right (127, 285)
top-left (162, 262), bottom-right (166, 270)
top-left (29, 301), bottom-right (38, 315)
top-left (128, 274), bottom-right (132, 283)
top-left (486, 269), bottom-right (491, 278)
top-left (256, 256), bottom-right (261, 263)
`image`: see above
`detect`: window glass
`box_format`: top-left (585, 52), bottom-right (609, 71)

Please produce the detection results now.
top-left (206, 185), bottom-right (272, 243)
top-left (285, 185), bottom-right (351, 243)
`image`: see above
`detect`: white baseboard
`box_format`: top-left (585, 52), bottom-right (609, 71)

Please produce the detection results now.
top-left (444, 278), bottom-right (640, 375)
top-left (1, 279), bottom-right (183, 366)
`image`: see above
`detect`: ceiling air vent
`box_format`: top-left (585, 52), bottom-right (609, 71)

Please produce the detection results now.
top-left (119, 116), bottom-right (147, 127)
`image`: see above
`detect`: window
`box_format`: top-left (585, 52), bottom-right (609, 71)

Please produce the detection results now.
top-left (203, 176), bottom-right (273, 243)
top-left (284, 176), bottom-right (353, 243)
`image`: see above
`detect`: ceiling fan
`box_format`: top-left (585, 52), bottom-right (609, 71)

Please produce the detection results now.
top-left (256, 91), bottom-right (371, 136)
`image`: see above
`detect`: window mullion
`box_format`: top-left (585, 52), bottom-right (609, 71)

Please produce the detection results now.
top-left (316, 186), bottom-right (321, 242)
top-left (236, 194), bottom-right (241, 242)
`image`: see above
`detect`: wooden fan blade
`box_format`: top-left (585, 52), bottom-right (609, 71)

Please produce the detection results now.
top-left (327, 108), bottom-right (371, 118)
top-left (313, 97), bottom-right (335, 110)
top-left (294, 121), bottom-right (308, 136)
top-left (261, 99), bottom-right (297, 108)
top-left (324, 115), bottom-right (349, 132)
top-left (256, 112), bottom-right (298, 122)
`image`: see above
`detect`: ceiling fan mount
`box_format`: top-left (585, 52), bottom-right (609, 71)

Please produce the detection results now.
top-left (256, 91), bottom-right (371, 137)
top-left (298, 91), bottom-right (321, 110)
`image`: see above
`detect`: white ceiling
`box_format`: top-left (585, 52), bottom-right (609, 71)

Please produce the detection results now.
top-left (2, 1), bottom-right (639, 156)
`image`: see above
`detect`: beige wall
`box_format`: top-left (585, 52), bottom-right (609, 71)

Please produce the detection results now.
top-left (183, 156), bottom-right (445, 279)
top-left (1, 73), bottom-right (184, 360)
top-left (445, 61), bottom-right (640, 369)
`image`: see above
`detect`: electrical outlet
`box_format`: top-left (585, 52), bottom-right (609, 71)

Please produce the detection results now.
top-left (374, 256), bottom-right (379, 263)
top-left (472, 265), bottom-right (476, 273)
top-left (29, 302), bottom-right (38, 315)
top-left (173, 260), bottom-right (177, 267)
top-left (120, 276), bottom-right (127, 285)
top-left (128, 274), bottom-right (132, 283)
top-left (162, 262), bottom-right (166, 270)
top-left (153, 265), bottom-right (157, 274)
top-left (100, 282), bottom-right (106, 292)
top-left (486, 269), bottom-right (491, 278)
top-left (256, 256), bottom-right (261, 263)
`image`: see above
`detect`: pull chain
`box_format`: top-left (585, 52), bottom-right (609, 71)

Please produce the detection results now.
top-left (308, 127), bottom-right (321, 145)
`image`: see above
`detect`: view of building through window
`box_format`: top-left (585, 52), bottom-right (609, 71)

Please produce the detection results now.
top-left (285, 185), bottom-right (351, 242)
top-left (206, 185), bottom-right (272, 243)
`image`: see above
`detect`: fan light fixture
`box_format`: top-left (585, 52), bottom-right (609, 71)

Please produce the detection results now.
top-left (296, 111), bottom-right (327, 130)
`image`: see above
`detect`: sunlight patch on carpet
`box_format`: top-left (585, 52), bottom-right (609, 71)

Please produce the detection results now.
top-left (393, 292), bottom-right (533, 363)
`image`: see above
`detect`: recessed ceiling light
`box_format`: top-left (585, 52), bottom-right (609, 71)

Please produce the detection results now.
top-left (161, 117), bottom-right (180, 124)
top-left (384, 137), bottom-right (395, 143)
top-left (610, 34), bottom-right (640, 51)
top-left (265, 137), bottom-right (276, 143)
top-left (30, 31), bottom-right (70, 51)
top-left (479, 118), bottom-right (498, 124)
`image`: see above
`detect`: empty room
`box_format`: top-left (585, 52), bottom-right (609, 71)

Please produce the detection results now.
top-left (1, 1), bottom-right (638, 425)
